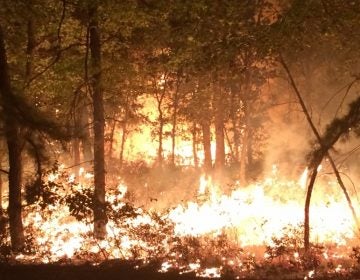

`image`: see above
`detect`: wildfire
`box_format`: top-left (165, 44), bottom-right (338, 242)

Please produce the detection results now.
top-left (168, 174), bottom-right (355, 246)
top-left (2, 165), bottom-right (359, 278)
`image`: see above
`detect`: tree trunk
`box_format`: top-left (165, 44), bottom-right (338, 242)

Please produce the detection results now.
top-left (25, 16), bottom-right (35, 83)
top-left (80, 100), bottom-right (93, 166)
top-left (224, 127), bottom-right (235, 163)
top-left (73, 100), bottom-right (81, 174)
top-left (155, 88), bottom-right (166, 167)
top-left (214, 85), bottom-right (225, 173)
top-left (239, 93), bottom-right (250, 185)
top-left (201, 119), bottom-right (212, 173)
top-left (280, 55), bottom-right (360, 252)
top-left (72, 137), bottom-right (81, 173)
top-left (0, 155), bottom-right (3, 211)
top-left (119, 95), bottom-right (130, 170)
top-left (119, 123), bottom-right (127, 170)
top-left (192, 122), bottom-right (199, 168)
top-left (6, 124), bottom-right (25, 252)
top-left (170, 103), bottom-right (177, 166)
top-left (304, 166), bottom-right (319, 251)
top-left (107, 116), bottom-right (117, 159)
top-left (158, 109), bottom-right (164, 167)
top-left (239, 128), bottom-right (248, 184)
top-left (170, 83), bottom-right (180, 167)
top-left (247, 127), bottom-right (253, 168)
top-left (230, 87), bottom-right (240, 162)
top-left (0, 26), bottom-right (25, 251)
top-left (88, 5), bottom-right (107, 239)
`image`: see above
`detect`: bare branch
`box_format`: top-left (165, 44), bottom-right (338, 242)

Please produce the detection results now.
top-left (0, 168), bottom-right (9, 175)
top-left (334, 78), bottom-right (360, 118)
top-left (279, 54), bottom-right (360, 252)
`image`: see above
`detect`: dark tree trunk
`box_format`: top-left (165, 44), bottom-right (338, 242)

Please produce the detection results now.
top-left (0, 26), bottom-right (25, 251)
top-left (6, 124), bottom-right (25, 252)
top-left (239, 130), bottom-right (247, 184)
top-left (88, 5), bottom-right (107, 239)
top-left (0, 157), bottom-right (2, 211)
top-left (119, 112), bottom-right (128, 170)
top-left (73, 94), bottom-right (91, 172)
top-left (158, 108), bottom-right (164, 166)
top-left (230, 87), bottom-right (240, 162)
top-left (201, 119), bottom-right (212, 173)
top-left (239, 94), bottom-right (250, 185)
top-left (155, 87), bottom-right (166, 167)
top-left (73, 102), bottom-right (81, 173)
top-left (107, 116), bottom-right (117, 159)
top-left (72, 138), bottom-right (81, 173)
top-left (0, 155), bottom-right (3, 237)
top-left (25, 18), bottom-right (35, 83)
top-left (119, 123), bottom-right (127, 170)
top-left (192, 122), bottom-right (198, 168)
top-left (304, 166), bottom-right (319, 251)
top-left (80, 101), bottom-right (93, 166)
top-left (224, 127), bottom-right (235, 163)
top-left (170, 81), bottom-right (180, 167)
top-left (280, 55), bottom-right (360, 252)
top-left (119, 95), bottom-right (130, 170)
top-left (214, 85), bottom-right (225, 173)
top-left (170, 101), bottom-right (178, 166)
top-left (247, 129), bottom-right (253, 168)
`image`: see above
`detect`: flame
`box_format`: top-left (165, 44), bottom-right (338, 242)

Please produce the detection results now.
top-left (299, 167), bottom-right (308, 189)
top-left (109, 96), bottom-right (229, 166)
top-left (198, 175), bottom-right (211, 195)
top-left (317, 164), bottom-right (323, 172)
top-left (197, 267), bottom-right (221, 278)
top-left (1, 164), bottom-right (357, 278)
top-left (168, 178), bottom-right (355, 246)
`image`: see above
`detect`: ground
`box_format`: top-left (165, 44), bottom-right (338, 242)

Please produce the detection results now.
top-left (0, 262), bottom-right (359, 280)
top-left (0, 262), bottom-right (206, 280)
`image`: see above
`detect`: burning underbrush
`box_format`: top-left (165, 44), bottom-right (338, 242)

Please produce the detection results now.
top-left (1, 164), bottom-right (360, 279)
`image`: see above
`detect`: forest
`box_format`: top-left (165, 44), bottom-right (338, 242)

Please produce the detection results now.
top-left (0, 0), bottom-right (360, 279)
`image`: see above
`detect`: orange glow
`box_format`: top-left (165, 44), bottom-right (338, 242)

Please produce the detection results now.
top-left (2, 163), bottom-right (358, 277)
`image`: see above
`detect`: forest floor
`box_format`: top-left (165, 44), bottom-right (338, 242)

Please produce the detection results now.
top-left (0, 261), bottom-right (203, 280)
top-left (0, 261), bottom-right (359, 280)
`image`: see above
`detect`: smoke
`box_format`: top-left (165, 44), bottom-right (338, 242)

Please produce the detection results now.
top-left (263, 68), bottom-right (360, 184)
top-left (264, 116), bottom-right (311, 179)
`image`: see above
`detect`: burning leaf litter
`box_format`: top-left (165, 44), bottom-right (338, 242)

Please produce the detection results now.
top-left (1, 164), bottom-right (360, 278)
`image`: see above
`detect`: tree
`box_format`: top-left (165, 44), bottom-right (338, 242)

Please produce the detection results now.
top-left (87, 1), bottom-right (107, 239)
top-left (0, 23), bottom-right (71, 251)
top-left (213, 81), bottom-right (226, 173)
top-left (0, 27), bottom-right (25, 250)
top-left (0, 0), bottom-right (75, 250)
top-left (271, 0), bottom-right (360, 251)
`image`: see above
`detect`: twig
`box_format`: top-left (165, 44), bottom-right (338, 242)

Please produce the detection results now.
top-left (0, 168), bottom-right (9, 174)
top-left (334, 78), bottom-right (359, 118)
top-left (24, 1), bottom-right (72, 88)
top-left (63, 160), bottom-right (94, 170)
top-left (336, 144), bottom-right (360, 169)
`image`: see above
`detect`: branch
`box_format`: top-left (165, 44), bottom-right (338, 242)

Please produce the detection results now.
top-left (0, 168), bottom-right (9, 175)
top-left (334, 78), bottom-right (360, 118)
top-left (24, 42), bottom-right (81, 87)
top-left (279, 54), bottom-right (360, 252)
top-left (63, 160), bottom-right (94, 170)
top-left (23, 0), bottom-right (71, 88)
